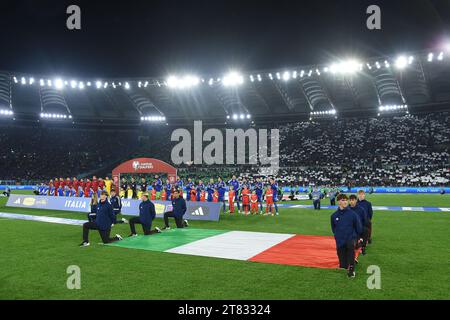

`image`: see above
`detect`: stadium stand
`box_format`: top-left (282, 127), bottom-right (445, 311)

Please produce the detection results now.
top-left (1, 112), bottom-right (448, 186)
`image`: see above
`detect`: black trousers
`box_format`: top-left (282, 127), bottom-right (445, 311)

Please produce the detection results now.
top-left (330, 198), bottom-right (336, 206)
top-left (336, 240), bottom-right (356, 269)
top-left (82, 222), bottom-right (119, 244)
top-left (164, 211), bottom-right (184, 228)
top-left (313, 200), bottom-right (321, 210)
top-left (129, 217), bottom-right (158, 235)
top-left (367, 220), bottom-right (372, 240)
top-left (359, 226), bottom-right (369, 248)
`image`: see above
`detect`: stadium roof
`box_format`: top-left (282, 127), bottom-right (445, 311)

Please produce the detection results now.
top-left (1, 50), bottom-right (450, 126)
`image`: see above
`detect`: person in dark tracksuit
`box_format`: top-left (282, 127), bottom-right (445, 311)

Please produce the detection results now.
top-left (357, 190), bottom-right (374, 244)
top-left (80, 191), bottom-right (123, 247)
top-left (349, 194), bottom-right (369, 255)
top-left (311, 188), bottom-right (322, 210)
top-left (128, 193), bottom-right (161, 236)
top-left (331, 194), bottom-right (362, 278)
top-left (110, 190), bottom-right (127, 224)
top-left (162, 190), bottom-right (188, 229)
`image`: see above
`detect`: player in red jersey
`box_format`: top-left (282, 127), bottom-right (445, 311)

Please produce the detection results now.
top-left (85, 179), bottom-right (91, 192)
top-left (151, 188), bottom-right (156, 201)
top-left (265, 188), bottom-right (274, 216)
top-left (98, 177), bottom-right (105, 191)
top-left (161, 189), bottom-right (167, 201)
top-left (83, 185), bottom-right (90, 197)
top-left (91, 176), bottom-right (99, 193)
top-left (66, 177), bottom-right (72, 189)
top-left (250, 191), bottom-right (259, 215)
top-left (190, 186), bottom-right (197, 202)
top-left (72, 177), bottom-right (79, 192)
top-left (228, 186), bottom-right (235, 213)
top-left (213, 188), bottom-right (219, 203)
top-left (241, 186), bottom-right (250, 215)
top-left (200, 190), bottom-right (206, 202)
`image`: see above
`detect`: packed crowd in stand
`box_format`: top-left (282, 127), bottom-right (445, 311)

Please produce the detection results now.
top-left (1, 112), bottom-right (449, 187)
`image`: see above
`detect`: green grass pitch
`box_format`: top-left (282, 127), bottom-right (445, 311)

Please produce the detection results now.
top-left (0, 191), bottom-right (449, 299)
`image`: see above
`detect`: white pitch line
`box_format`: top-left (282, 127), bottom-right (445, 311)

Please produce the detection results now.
top-left (0, 212), bottom-right (85, 226)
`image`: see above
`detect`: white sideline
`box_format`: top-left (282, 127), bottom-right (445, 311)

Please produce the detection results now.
top-left (0, 212), bottom-right (85, 226)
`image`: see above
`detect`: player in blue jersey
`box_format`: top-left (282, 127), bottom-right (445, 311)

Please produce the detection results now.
top-left (196, 180), bottom-right (205, 201)
top-left (206, 178), bottom-right (215, 202)
top-left (228, 175), bottom-right (241, 213)
top-left (269, 178), bottom-right (279, 215)
top-left (255, 177), bottom-right (264, 214)
top-left (154, 175), bottom-right (163, 200)
top-left (164, 179), bottom-right (172, 200)
top-left (184, 178), bottom-right (193, 201)
top-left (217, 177), bottom-right (227, 212)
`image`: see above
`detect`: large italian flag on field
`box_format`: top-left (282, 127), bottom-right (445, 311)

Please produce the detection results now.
top-left (107, 228), bottom-right (342, 269)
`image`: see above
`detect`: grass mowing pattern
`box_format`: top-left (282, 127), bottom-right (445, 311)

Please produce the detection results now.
top-left (0, 191), bottom-right (449, 299)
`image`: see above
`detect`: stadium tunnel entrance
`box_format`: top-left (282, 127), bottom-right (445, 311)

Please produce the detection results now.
top-left (112, 158), bottom-right (177, 191)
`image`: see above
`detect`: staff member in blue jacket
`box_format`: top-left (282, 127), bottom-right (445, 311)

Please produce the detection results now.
top-left (128, 193), bottom-right (161, 236)
top-left (349, 194), bottom-right (369, 255)
top-left (162, 190), bottom-right (188, 229)
top-left (311, 187), bottom-right (322, 210)
top-left (110, 189), bottom-right (127, 224)
top-left (80, 191), bottom-right (123, 247)
top-left (357, 190), bottom-right (374, 244)
top-left (331, 194), bottom-right (362, 278)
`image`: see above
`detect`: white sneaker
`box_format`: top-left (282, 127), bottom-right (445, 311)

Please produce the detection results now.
top-left (121, 218), bottom-right (128, 224)
top-left (184, 219), bottom-right (189, 227)
top-left (79, 241), bottom-right (90, 247)
top-left (155, 227), bottom-right (161, 233)
top-left (115, 234), bottom-right (123, 241)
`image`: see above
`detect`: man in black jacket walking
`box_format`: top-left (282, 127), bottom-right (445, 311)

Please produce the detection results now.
top-left (128, 193), bottom-right (161, 236)
top-left (331, 194), bottom-right (362, 278)
top-left (80, 191), bottom-right (123, 247)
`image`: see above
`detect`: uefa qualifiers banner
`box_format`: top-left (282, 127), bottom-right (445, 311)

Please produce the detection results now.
top-left (121, 199), bottom-right (221, 221)
top-left (6, 194), bottom-right (222, 221)
top-left (6, 194), bottom-right (91, 212)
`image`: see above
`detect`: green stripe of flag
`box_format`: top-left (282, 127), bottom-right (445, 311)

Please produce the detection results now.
top-left (106, 228), bottom-right (229, 252)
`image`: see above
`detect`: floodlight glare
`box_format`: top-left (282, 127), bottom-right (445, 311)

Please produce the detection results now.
top-left (395, 56), bottom-right (408, 69)
top-left (96, 81), bottom-right (102, 89)
top-left (54, 79), bottom-right (64, 90)
top-left (223, 71), bottom-right (244, 87)
top-left (282, 71), bottom-right (290, 81)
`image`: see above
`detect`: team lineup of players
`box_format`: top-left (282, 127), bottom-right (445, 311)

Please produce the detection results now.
top-left (37, 175), bottom-right (285, 215)
top-left (37, 175), bottom-right (373, 277)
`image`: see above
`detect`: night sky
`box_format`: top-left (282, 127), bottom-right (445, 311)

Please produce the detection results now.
top-left (1, 0), bottom-right (449, 78)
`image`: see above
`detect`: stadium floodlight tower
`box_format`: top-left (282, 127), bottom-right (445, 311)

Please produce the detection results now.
top-left (310, 109), bottom-right (337, 118)
top-left (40, 113), bottom-right (72, 120)
top-left (0, 109), bottom-right (14, 117)
top-left (167, 75), bottom-right (200, 89)
top-left (378, 104), bottom-right (409, 115)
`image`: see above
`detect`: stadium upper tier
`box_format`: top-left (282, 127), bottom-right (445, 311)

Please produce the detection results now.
top-left (1, 51), bottom-right (450, 126)
top-left (0, 112), bottom-right (448, 186)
